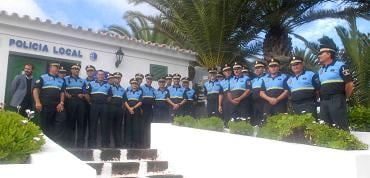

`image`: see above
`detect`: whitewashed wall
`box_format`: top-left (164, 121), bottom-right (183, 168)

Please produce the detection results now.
top-left (0, 12), bottom-right (196, 101)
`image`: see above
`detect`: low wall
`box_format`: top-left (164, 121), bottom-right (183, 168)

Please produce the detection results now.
top-left (0, 136), bottom-right (96, 178)
top-left (151, 123), bottom-right (370, 178)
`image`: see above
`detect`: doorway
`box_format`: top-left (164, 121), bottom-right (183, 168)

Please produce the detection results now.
top-left (5, 53), bottom-right (79, 106)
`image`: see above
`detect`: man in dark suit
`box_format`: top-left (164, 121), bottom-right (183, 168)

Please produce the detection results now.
top-left (10, 64), bottom-right (35, 117)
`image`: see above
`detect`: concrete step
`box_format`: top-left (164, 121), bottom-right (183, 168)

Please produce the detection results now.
top-left (68, 148), bottom-right (158, 161)
top-left (87, 161), bottom-right (168, 176)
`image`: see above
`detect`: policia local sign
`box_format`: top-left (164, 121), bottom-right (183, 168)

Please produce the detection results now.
top-left (9, 38), bottom-right (83, 58)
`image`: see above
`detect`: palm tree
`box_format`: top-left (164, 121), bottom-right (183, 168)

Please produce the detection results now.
top-left (126, 0), bottom-right (260, 67)
top-left (107, 12), bottom-right (175, 46)
top-left (247, 0), bottom-right (368, 63)
top-left (335, 16), bottom-right (370, 106)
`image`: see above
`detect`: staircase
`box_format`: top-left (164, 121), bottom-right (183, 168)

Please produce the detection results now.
top-left (68, 148), bottom-right (183, 178)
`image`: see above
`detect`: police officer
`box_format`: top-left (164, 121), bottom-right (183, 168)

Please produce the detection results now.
top-left (182, 77), bottom-right (196, 117)
top-left (85, 70), bottom-right (112, 148)
top-left (220, 64), bottom-right (232, 127)
top-left (165, 74), bottom-right (173, 88)
top-left (287, 56), bottom-right (320, 119)
top-left (124, 78), bottom-right (143, 148)
top-left (135, 73), bottom-right (144, 86)
top-left (64, 64), bottom-right (86, 147)
top-left (58, 66), bottom-right (67, 79)
top-left (84, 65), bottom-right (96, 144)
top-left (141, 74), bottom-right (155, 148)
top-left (242, 65), bottom-right (249, 77)
top-left (216, 71), bottom-right (224, 81)
top-left (153, 77), bottom-right (171, 123)
top-left (107, 73), bottom-right (115, 85)
top-left (203, 68), bottom-right (222, 117)
top-left (33, 63), bottom-right (66, 144)
top-left (260, 58), bottom-right (289, 116)
top-left (227, 62), bottom-right (251, 121)
top-left (318, 45), bottom-right (353, 130)
top-left (167, 73), bottom-right (187, 120)
top-left (85, 65), bottom-right (96, 83)
top-left (250, 60), bottom-right (267, 126)
top-left (109, 72), bottom-right (125, 148)
top-left (242, 64), bottom-right (253, 118)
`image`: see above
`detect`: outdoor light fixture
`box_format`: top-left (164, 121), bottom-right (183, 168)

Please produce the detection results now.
top-left (115, 47), bottom-right (124, 68)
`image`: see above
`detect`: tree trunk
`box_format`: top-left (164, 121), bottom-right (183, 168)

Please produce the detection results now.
top-left (263, 25), bottom-right (292, 63)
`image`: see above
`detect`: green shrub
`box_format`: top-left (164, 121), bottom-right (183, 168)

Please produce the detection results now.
top-left (0, 111), bottom-right (45, 164)
top-left (257, 113), bottom-right (368, 150)
top-left (306, 124), bottom-right (368, 150)
top-left (229, 121), bottom-right (254, 136)
top-left (349, 106), bottom-right (370, 132)
top-left (257, 113), bottom-right (313, 141)
top-left (173, 115), bottom-right (196, 127)
top-left (194, 117), bottom-right (224, 131)
top-left (173, 116), bottom-right (224, 131)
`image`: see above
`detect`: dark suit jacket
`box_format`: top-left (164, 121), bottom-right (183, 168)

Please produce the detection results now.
top-left (10, 74), bottom-right (35, 107)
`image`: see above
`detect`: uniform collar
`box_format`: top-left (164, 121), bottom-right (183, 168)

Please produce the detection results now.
top-left (323, 59), bottom-right (336, 68)
top-left (158, 87), bottom-right (166, 91)
top-left (294, 69), bottom-right (306, 78)
top-left (255, 73), bottom-right (264, 79)
top-left (95, 80), bottom-right (105, 84)
top-left (113, 84), bottom-right (122, 88)
top-left (48, 73), bottom-right (57, 78)
top-left (86, 77), bottom-right (94, 81)
top-left (144, 84), bottom-right (152, 88)
top-left (173, 84), bottom-right (181, 88)
top-left (71, 75), bottom-right (80, 80)
top-left (267, 72), bottom-right (281, 78)
top-left (129, 88), bottom-right (139, 93)
top-left (234, 75), bottom-right (243, 79)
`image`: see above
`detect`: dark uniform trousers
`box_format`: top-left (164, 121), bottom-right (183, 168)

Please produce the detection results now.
top-left (291, 99), bottom-right (318, 119)
top-left (40, 105), bottom-right (66, 144)
top-left (222, 93), bottom-right (232, 127)
top-left (141, 101), bottom-right (153, 148)
top-left (263, 99), bottom-right (287, 116)
top-left (170, 98), bottom-right (183, 120)
top-left (206, 94), bottom-right (220, 117)
top-left (251, 98), bottom-right (265, 126)
top-left (108, 104), bottom-right (124, 148)
top-left (320, 94), bottom-right (349, 130)
top-left (182, 100), bottom-right (194, 117)
top-left (153, 101), bottom-right (171, 123)
top-left (230, 90), bottom-right (250, 119)
top-left (89, 103), bottom-right (109, 148)
top-left (124, 107), bottom-right (143, 148)
top-left (65, 97), bottom-right (86, 147)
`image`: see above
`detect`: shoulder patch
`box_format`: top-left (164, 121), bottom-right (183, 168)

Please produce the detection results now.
top-left (342, 69), bottom-right (350, 76)
top-left (36, 79), bottom-right (40, 84)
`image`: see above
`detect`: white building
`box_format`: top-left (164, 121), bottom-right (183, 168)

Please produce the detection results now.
top-left (0, 11), bottom-right (196, 104)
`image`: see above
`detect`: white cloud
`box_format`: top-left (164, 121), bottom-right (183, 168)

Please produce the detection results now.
top-left (90, 0), bottom-right (159, 16)
top-left (0, 0), bottom-right (48, 19)
top-left (292, 18), bottom-right (348, 48)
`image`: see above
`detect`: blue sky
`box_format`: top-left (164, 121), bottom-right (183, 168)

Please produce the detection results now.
top-left (1, 0), bottom-right (369, 49)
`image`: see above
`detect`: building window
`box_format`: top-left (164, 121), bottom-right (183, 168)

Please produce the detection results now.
top-left (150, 64), bottom-right (168, 81)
